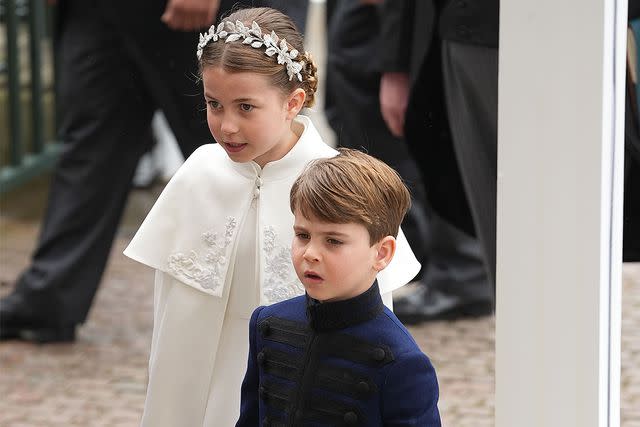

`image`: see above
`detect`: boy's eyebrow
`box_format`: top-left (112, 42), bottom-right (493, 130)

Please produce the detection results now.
top-left (293, 225), bottom-right (349, 237)
top-left (322, 231), bottom-right (349, 238)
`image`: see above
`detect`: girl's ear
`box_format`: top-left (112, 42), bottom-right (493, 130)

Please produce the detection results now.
top-left (285, 88), bottom-right (306, 120)
top-left (373, 236), bottom-right (396, 272)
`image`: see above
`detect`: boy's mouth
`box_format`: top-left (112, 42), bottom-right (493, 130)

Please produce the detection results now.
top-left (304, 271), bottom-right (322, 280)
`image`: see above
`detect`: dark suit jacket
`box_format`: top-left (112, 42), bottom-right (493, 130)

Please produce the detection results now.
top-left (630, 0), bottom-right (640, 21)
top-left (380, 0), bottom-right (498, 87)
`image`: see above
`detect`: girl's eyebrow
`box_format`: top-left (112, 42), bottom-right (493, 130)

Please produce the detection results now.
top-left (203, 94), bottom-right (257, 103)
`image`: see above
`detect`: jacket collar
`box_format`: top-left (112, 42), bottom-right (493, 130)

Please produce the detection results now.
top-left (305, 281), bottom-right (384, 332)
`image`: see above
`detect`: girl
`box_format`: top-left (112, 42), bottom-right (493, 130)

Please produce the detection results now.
top-left (124, 7), bottom-right (420, 426)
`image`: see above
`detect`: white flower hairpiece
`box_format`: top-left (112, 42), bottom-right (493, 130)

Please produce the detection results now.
top-left (197, 20), bottom-right (304, 82)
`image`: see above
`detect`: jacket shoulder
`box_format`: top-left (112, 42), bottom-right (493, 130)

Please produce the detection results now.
top-left (380, 308), bottom-right (422, 347)
top-left (257, 295), bottom-right (307, 320)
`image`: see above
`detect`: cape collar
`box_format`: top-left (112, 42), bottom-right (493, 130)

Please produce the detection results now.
top-left (305, 281), bottom-right (384, 332)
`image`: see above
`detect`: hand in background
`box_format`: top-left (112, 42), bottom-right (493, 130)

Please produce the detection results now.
top-left (162, 0), bottom-right (220, 31)
top-left (380, 72), bottom-right (410, 138)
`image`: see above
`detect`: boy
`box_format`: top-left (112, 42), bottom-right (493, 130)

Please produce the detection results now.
top-left (236, 148), bottom-right (441, 426)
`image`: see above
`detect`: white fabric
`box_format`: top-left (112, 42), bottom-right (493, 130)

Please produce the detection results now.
top-left (124, 115), bottom-right (420, 426)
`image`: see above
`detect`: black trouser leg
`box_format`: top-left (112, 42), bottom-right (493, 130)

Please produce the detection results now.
top-left (441, 40), bottom-right (499, 290)
top-left (13, 0), bottom-right (155, 326)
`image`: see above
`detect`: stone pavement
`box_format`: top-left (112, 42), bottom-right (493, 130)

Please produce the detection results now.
top-left (1, 177), bottom-right (639, 426)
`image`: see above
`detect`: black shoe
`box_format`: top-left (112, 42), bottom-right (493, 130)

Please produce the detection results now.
top-left (393, 284), bottom-right (493, 324)
top-left (0, 292), bottom-right (76, 343)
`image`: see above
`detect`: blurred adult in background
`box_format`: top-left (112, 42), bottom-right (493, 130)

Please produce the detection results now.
top-left (324, 0), bottom-right (430, 280)
top-left (377, 0), bottom-right (498, 321)
top-left (625, 0), bottom-right (640, 262)
top-left (325, 0), bottom-right (492, 323)
top-left (0, 0), bottom-right (309, 343)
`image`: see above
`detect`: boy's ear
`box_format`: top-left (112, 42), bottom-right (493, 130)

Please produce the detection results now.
top-left (373, 236), bottom-right (396, 272)
top-left (285, 88), bottom-right (306, 119)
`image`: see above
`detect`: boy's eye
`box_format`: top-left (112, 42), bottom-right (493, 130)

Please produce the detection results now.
top-left (240, 103), bottom-right (254, 112)
top-left (207, 100), bottom-right (221, 109)
top-left (296, 232), bottom-right (310, 240)
top-left (327, 238), bottom-right (343, 245)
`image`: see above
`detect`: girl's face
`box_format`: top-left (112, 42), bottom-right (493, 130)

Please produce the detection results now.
top-left (202, 66), bottom-right (304, 167)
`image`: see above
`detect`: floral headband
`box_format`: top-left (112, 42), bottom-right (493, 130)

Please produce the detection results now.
top-left (197, 20), bottom-right (304, 82)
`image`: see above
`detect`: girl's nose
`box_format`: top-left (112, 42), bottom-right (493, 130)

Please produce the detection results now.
top-left (220, 114), bottom-right (238, 135)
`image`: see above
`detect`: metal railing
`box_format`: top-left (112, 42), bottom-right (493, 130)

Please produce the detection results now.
top-left (1, 0), bottom-right (61, 195)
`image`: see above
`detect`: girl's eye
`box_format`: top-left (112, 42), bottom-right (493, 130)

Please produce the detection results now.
top-left (240, 103), bottom-right (254, 112)
top-left (327, 238), bottom-right (343, 246)
top-left (208, 100), bottom-right (221, 109)
top-left (296, 233), bottom-right (310, 240)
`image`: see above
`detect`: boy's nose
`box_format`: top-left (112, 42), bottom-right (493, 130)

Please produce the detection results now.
top-left (303, 245), bottom-right (320, 262)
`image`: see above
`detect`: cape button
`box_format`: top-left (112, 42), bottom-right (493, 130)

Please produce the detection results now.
top-left (259, 386), bottom-right (266, 399)
top-left (257, 351), bottom-right (266, 365)
top-left (372, 347), bottom-right (386, 362)
top-left (294, 409), bottom-right (304, 423)
top-left (259, 322), bottom-right (271, 336)
top-left (343, 411), bottom-right (358, 425)
top-left (356, 380), bottom-right (370, 394)
top-left (262, 416), bottom-right (271, 426)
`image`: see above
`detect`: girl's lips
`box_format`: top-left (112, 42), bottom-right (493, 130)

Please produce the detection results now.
top-left (223, 141), bottom-right (246, 153)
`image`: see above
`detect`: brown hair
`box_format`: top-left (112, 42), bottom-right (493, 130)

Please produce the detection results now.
top-left (198, 7), bottom-right (318, 108)
top-left (290, 148), bottom-right (412, 245)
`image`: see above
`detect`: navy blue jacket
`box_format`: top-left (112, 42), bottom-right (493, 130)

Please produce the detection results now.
top-left (236, 282), bottom-right (441, 426)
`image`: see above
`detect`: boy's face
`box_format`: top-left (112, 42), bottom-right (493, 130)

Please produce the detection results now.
top-left (291, 210), bottom-right (394, 302)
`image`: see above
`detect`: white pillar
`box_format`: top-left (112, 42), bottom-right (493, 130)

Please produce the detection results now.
top-left (495, 0), bottom-right (627, 426)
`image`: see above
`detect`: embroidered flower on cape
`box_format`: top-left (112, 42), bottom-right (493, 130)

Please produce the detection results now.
top-left (167, 217), bottom-right (237, 292)
top-left (167, 251), bottom-right (217, 290)
top-left (262, 226), bottom-right (305, 304)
